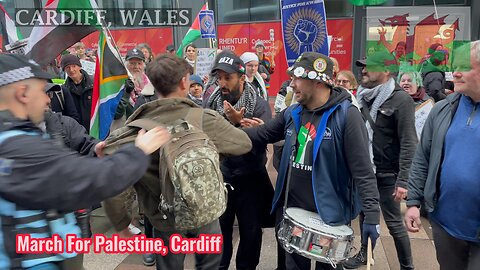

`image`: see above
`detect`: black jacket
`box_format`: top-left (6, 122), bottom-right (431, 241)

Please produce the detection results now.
top-left (0, 110), bottom-right (150, 212)
top-left (48, 85), bottom-right (80, 123)
top-left (422, 71), bottom-right (446, 102)
top-left (62, 69), bottom-right (94, 131)
top-left (362, 85), bottom-right (417, 188)
top-left (44, 111), bottom-right (99, 156)
top-left (134, 94), bottom-right (159, 111)
top-left (205, 86), bottom-right (272, 179)
top-left (221, 96), bottom-right (272, 179)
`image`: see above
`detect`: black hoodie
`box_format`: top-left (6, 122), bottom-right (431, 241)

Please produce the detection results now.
top-left (289, 87), bottom-right (372, 211)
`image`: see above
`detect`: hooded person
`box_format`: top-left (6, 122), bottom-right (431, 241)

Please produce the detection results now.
top-left (241, 52), bottom-right (381, 270)
top-left (188, 74), bottom-right (204, 106)
top-left (240, 52), bottom-right (268, 100)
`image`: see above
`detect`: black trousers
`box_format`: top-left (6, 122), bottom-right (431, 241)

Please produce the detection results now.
top-left (144, 216), bottom-right (153, 238)
top-left (219, 169), bottom-right (272, 270)
top-left (431, 220), bottom-right (480, 270)
top-left (153, 220), bottom-right (222, 270)
top-left (359, 173), bottom-right (414, 270)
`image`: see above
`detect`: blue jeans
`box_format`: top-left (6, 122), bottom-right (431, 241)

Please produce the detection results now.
top-left (359, 173), bottom-right (414, 270)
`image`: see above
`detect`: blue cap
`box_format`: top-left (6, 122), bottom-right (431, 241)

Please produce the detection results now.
top-left (190, 74), bottom-right (204, 88)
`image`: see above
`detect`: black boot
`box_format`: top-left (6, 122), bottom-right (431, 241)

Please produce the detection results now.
top-left (343, 245), bottom-right (373, 269)
top-left (75, 209), bottom-right (92, 238)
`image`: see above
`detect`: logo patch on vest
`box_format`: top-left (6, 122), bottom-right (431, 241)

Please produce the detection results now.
top-left (323, 127), bottom-right (332, 140)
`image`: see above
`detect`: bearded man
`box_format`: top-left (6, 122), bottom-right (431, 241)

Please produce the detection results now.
top-left (205, 51), bottom-right (274, 270)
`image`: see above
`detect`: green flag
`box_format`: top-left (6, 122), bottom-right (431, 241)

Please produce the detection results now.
top-left (349, 0), bottom-right (387, 5)
top-left (176, 3), bottom-right (208, 57)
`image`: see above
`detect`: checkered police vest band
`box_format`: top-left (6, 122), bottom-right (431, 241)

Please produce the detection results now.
top-left (0, 67), bottom-right (35, 87)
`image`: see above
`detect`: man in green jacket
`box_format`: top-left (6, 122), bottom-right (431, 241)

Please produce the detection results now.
top-left (104, 54), bottom-right (252, 270)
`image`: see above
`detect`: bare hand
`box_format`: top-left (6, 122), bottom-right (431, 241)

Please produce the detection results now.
top-left (203, 74), bottom-right (209, 83)
top-left (261, 73), bottom-right (268, 80)
top-left (404, 206), bottom-right (422, 233)
top-left (135, 127), bottom-right (170, 155)
top-left (393, 186), bottom-right (408, 202)
top-left (240, 117), bottom-right (264, 128)
top-left (223, 100), bottom-right (245, 125)
top-left (94, 141), bottom-right (106, 158)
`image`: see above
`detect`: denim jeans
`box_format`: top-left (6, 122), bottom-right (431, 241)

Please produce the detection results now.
top-left (359, 173), bottom-right (414, 270)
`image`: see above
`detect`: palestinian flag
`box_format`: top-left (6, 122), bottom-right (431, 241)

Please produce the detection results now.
top-left (0, 4), bottom-right (23, 49)
top-left (349, 0), bottom-right (386, 5)
top-left (90, 31), bottom-right (128, 140)
top-left (176, 3), bottom-right (208, 57)
top-left (24, 0), bottom-right (100, 65)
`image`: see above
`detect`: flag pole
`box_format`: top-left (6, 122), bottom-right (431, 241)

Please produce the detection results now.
top-left (96, 14), bottom-right (133, 79)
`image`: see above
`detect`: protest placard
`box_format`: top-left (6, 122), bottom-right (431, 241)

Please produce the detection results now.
top-left (415, 99), bottom-right (434, 140)
top-left (195, 48), bottom-right (216, 78)
top-left (80, 59), bottom-right (96, 76)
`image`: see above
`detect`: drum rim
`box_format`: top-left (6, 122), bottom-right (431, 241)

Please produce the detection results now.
top-left (284, 207), bottom-right (354, 238)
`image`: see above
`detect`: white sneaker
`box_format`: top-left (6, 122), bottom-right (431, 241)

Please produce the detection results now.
top-left (128, 223), bottom-right (141, 235)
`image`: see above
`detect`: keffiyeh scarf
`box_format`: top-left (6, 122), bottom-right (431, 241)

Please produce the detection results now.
top-left (206, 82), bottom-right (257, 119)
top-left (356, 77), bottom-right (396, 170)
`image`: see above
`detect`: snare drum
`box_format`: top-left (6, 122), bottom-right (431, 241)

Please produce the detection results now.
top-left (277, 207), bottom-right (354, 265)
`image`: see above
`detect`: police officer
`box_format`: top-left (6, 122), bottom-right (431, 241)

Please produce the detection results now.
top-left (0, 54), bottom-right (170, 270)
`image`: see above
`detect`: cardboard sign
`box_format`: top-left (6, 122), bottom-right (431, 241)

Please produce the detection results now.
top-left (415, 99), bottom-right (434, 140)
top-left (80, 59), bottom-right (96, 76)
top-left (195, 48), bottom-right (216, 78)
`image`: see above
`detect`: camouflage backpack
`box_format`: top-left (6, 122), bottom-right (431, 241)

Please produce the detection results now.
top-left (109, 108), bottom-right (227, 231)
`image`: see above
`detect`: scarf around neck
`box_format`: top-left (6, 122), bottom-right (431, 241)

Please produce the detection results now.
top-left (410, 86), bottom-right (426, 102)
top-left (206, 82), bottom-right (257, 119)
top-left (356, 77), bottom-right (396, 170)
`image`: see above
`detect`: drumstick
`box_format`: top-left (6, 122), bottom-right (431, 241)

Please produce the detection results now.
top-left (367, 238), bottom-right (372, 270)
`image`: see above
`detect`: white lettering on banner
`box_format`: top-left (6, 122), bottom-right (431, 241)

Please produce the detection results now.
top-left (195, 48), bottom-right (217, 79)
top-left (219, 45), bottom-right (235, 51)
top-left (218, 38), bottom-right (247, 45)
top-left (415, 99), bottom-right (434, 140)
top-left (330, 49), bottom-right (347, 55)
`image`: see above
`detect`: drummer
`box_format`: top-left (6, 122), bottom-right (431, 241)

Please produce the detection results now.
top-left (242, 52), bottom-right (380, 270)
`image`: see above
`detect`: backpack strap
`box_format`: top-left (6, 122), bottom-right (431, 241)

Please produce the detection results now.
top-left (184, 107), bottom-right (204, 130)
top-left (127, 119), bottom-right (161, 131)
top-left (55, 89), bottom-right (65, 111)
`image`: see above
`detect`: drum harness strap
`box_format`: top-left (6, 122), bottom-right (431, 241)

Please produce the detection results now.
top-left (282, 104), bottom-right (355, 268)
